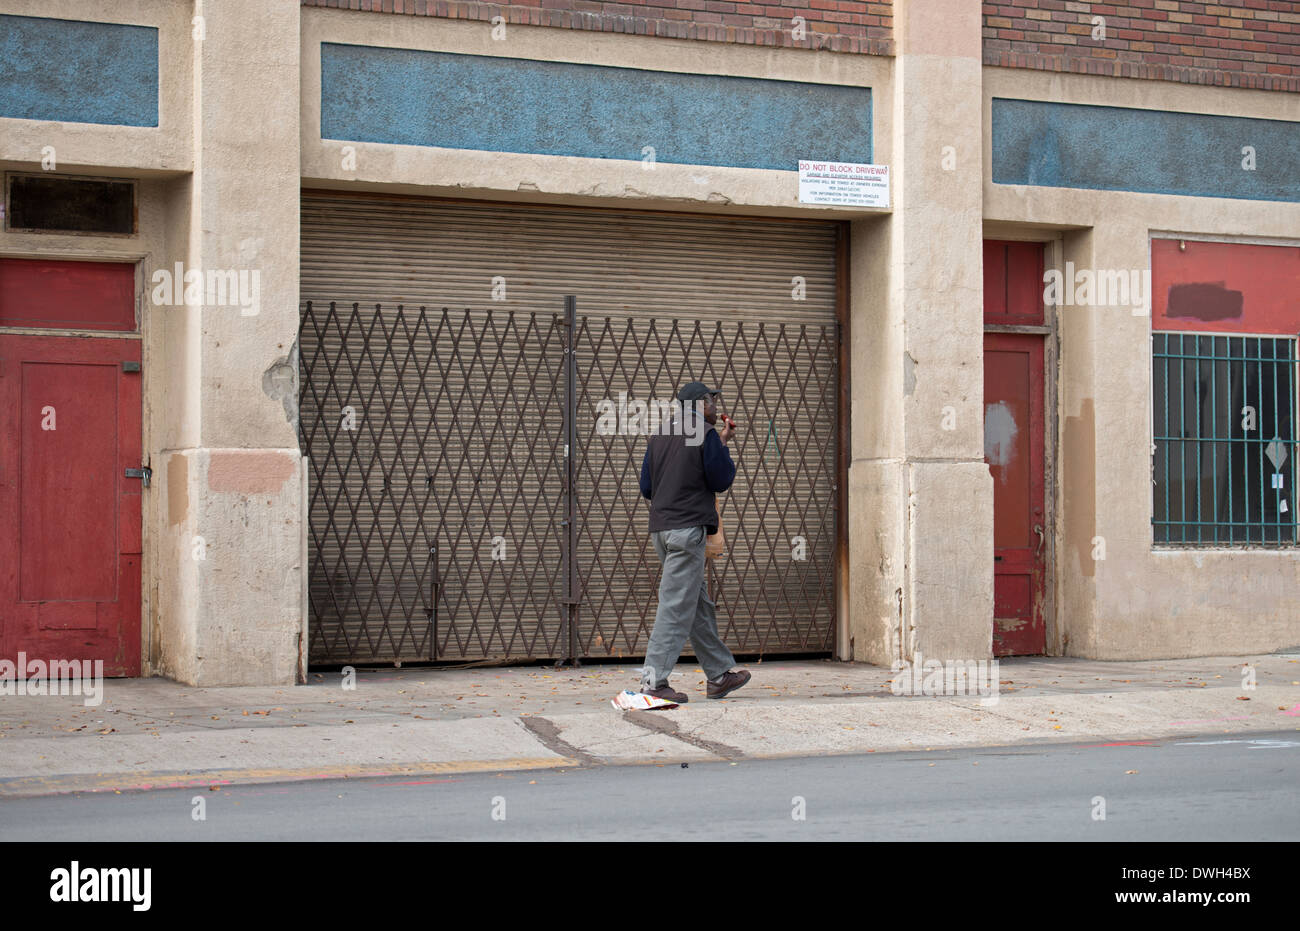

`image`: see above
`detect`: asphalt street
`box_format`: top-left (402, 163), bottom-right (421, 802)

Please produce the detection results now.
top-left (3, 730), bottom-right (1296, 841)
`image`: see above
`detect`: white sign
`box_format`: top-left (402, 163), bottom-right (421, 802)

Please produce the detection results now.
top-left (798, 160), bottom-right (889, 208)
top-left (1265, 437), bottom-right (1288, 470)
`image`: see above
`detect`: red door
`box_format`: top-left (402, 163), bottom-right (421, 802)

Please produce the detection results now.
top-left (0, 334), bottom-right (143, 676)
top-left (984, 333), bottom-right (1045, 656)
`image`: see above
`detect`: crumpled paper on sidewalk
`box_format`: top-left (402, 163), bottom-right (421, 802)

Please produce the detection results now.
top-left (610, 689), bottom-right (678, 711)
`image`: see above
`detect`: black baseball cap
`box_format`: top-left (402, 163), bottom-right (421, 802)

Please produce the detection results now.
top-left (677, 381), bottom-right (720, 402)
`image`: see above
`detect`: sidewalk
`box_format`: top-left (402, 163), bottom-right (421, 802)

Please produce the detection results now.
top-left (2, 653), bottom-right (1297, 798)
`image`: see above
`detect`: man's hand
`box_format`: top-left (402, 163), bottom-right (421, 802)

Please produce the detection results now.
top-left (718, 414), bottom-right (737, 445)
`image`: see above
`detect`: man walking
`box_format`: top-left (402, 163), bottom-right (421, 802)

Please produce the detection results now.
top-left (637, 381), bottom-right (751, 703)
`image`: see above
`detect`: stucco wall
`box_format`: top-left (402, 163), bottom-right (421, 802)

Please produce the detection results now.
top-left (181, 0), bottom-right (304, 684)
top-left (0, 13), bottom-right (159, 126)
top-left (301, 7), bottom-right (892, 216)
top-left (4, 0), bottom-right (1294, 681)
top-left (984, 65), bottom-right (1300, 658)
top-left (0, 0), bottom-right (191, 171)
top-left (992, 97), bottom-right (1300, 201)
top-left (301, 5), bottom-right (1000, 669)
top-left (0, 0), bottom-right (304, 686)
top-left (319, 42), bottom-right (873, 170)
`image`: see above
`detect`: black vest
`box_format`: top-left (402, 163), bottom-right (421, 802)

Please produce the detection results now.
top-left (645, 420), bottom-right (721, 534)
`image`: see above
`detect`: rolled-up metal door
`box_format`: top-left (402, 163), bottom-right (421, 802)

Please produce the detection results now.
top-left (300, 192), bottom-right (839, 665)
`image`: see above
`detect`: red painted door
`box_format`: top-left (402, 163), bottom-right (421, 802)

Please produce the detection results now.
top-left (984, 333), bottom-right (1045, 656)
top-left (0, 335), bottom-right (142, 676)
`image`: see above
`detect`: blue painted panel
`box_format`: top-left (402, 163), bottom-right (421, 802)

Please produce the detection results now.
top-left (0, 14), bottom-right (158, 127)
top-left (992, 98), bottom-right (1299, 202)
top-left (321, 43), bottom-right (871, 171)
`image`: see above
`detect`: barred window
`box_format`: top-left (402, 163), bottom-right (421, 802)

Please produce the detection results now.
top-left (1152, 333), bottom-right (1297, 545)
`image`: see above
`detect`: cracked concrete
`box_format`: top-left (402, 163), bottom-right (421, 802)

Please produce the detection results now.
top-left (1, 655), bottom-right (1297, 797)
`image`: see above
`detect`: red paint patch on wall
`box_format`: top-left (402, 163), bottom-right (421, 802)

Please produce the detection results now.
top-left (1152, 240), bottom-right (1300, 335)
top-left (207, 451), bottom-right (297, 494)
top-left (1166, 282), bottom-right (1243, 323)
top-left (0, 258), bottom-right (136, 330)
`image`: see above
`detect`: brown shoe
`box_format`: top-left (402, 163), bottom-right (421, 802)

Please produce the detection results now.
top-left (707, 668), bottom-right (751, 699)
top-left (643, 684), bottom-right (688, 704)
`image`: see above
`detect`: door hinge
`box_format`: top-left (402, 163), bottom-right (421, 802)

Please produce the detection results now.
top-left (125, 466), bottom-right (152, 488)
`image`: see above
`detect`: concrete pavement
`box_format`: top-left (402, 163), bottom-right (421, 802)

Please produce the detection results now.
top-left (1, 652), bottom-right (1298, 798)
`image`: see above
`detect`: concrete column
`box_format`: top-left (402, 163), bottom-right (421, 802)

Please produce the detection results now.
top-left (151, 0), bottom-right (302, 685)
top-left (1059, 222), bottom-right (1164, 659)
top-left (1056, 228), bottom-right (1100, 657)
top-left (847, 0), bottom-right (992, 665)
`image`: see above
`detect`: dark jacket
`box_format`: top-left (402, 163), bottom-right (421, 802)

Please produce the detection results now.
top-left (639, 412), bottom-right (736, 533)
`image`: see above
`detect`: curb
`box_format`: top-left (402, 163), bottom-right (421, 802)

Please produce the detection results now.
top-left (0, 756), bottom-right (576, 799)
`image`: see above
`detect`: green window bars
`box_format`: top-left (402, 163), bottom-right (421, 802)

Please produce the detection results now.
top-left (1152, 332), bottom-right (1297, 545)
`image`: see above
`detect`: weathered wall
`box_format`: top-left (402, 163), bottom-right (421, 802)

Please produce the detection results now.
top-left (847, 214), bottom-right (901, 662)
top-left (319, 43), bottom-right (873, 170)
top-left (0, 0), bottom-right (304, 685)
top-left (847, 0), bottom-right (995, 666)
top-left (984, 65), bottom-right (1300, 658)
top-left (0, 13), bottom-right (160, 125)
top-left (179, 0), bottom-right (304, 684)
top-left (4, 0), bottom-right (1294, 681)
top-left (991, 97), bottom-right (1299, 201)
top-left (301, 7), bottom-right (891, 215)
top-left (0, 0), bottom-right (191, 169)
top-left (301, 6), bottom-right (974, 668)
top-left (0, 0), bottom-right (193, 680)
top-left (896, 0), bottom-right (994, 663)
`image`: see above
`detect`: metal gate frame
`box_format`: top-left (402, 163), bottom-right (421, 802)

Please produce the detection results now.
top-left (300, 236), bottom-right (848, 666)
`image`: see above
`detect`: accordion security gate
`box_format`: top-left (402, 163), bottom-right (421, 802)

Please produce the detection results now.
top-left (300, 300), bottom-right (839, 665)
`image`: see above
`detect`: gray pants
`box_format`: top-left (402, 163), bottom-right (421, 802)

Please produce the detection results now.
top-left (641, 525), bottom-right (737, 689)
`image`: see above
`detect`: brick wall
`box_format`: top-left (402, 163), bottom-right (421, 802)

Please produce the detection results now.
top-left (301, 0), bottom-right (894, 55)
top-left (984, 1), bottom-right (1300, 92)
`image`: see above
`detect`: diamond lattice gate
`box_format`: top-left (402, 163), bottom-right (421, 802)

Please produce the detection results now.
top-left (300, 300), bottom-right (839, 666)
top-left (572, 314), bottom-right (840, 659)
